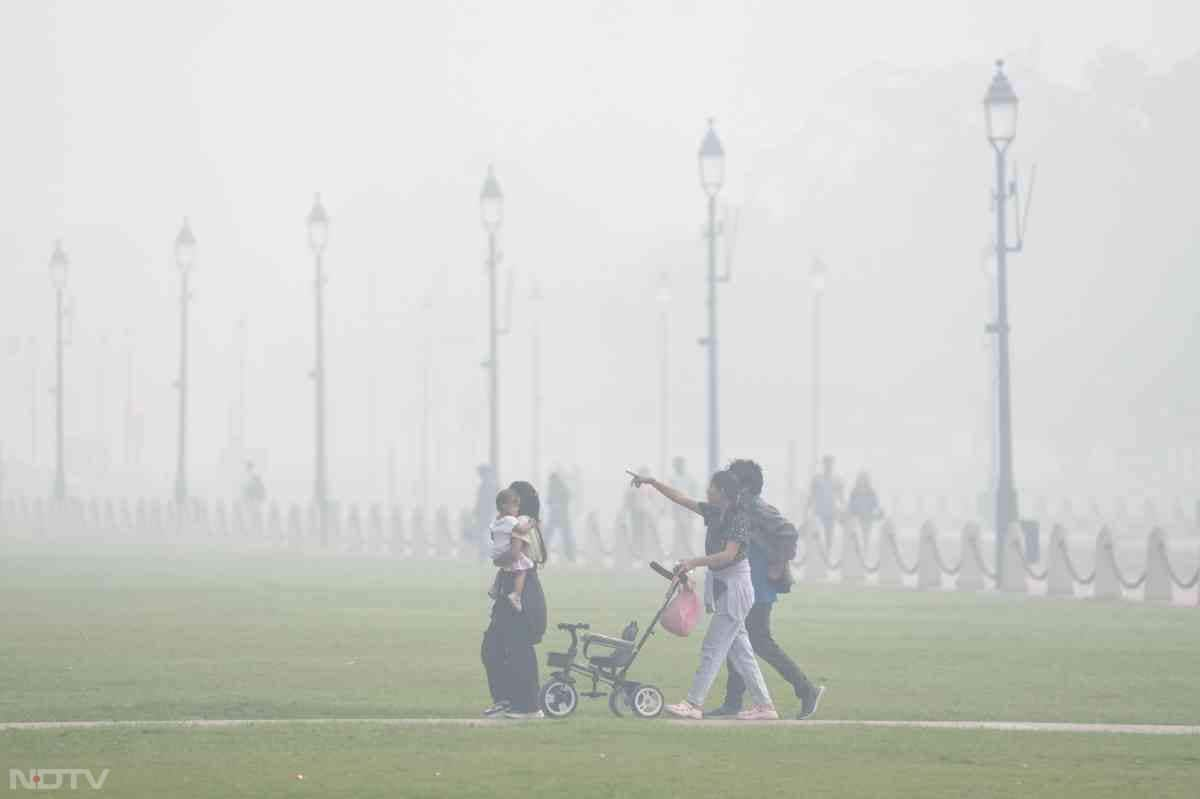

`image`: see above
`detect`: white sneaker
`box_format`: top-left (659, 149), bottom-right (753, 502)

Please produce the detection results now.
top-left (665, 701), bottom-right (703, 720)
top-left (503, 709), bottom-right (544, 720)
top-left (736, 704), bottom-right (780, 721)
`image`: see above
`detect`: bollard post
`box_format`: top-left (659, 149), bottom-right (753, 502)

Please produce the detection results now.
top-left (956, 523), bottom-right (985, 591)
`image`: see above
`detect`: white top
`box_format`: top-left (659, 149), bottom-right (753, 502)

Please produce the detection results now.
top-left (489, 515), bottom-right (535, 572)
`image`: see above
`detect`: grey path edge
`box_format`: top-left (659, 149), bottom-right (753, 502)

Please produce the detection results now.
top-left (1, 718), bottom-right (1197, 735)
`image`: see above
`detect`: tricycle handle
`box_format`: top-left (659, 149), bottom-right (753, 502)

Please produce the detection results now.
top-left (649, 561), bottom-right (676, 581)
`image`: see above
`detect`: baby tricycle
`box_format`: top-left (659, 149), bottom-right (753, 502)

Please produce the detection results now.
top-left (539, 561), bottom-right (684, 719)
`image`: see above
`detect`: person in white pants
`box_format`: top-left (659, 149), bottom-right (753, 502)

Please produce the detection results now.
top-left (630, 469), bottom-right (779, 721)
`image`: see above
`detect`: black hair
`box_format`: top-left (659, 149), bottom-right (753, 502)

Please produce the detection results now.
top-left (508, 480), bottom-right (547, 565)
top-left (708, 469), bottom-right (743, 506)
top-left (495, 488), bottom-right (520, 513)
top-left (727, 459), bottom-right (763, 497)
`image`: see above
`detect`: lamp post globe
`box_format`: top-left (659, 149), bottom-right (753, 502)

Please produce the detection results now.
top-left (174, 218), bottom-right (197, 273)
top-left (308, 193), bottom-right (329, 254)
top-left (49, 240), bottom-right (69, 291)
top-left (984, 59), bottom-right (1019, 150)
top-left (698, 119), bottom-right (725, 197)
top-left (481, 165), bottom-right (503, 234)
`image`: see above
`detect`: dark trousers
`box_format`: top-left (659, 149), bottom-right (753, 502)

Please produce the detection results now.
top-left (722, 601), bottom-right (814, 709)
top-left (481, 590), bottom-right (540, 712)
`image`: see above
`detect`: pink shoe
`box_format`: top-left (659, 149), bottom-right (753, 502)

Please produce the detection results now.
top-left (736, 704), bottom-right (780, 721)
top-left (665, 701), bottom-right (703, 720)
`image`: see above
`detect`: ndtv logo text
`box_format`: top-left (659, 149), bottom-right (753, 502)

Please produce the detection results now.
top-left (9, 769), bottom-right (110, 791)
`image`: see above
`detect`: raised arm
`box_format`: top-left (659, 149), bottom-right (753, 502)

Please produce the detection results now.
top-left (630, 475), bottom-right (702, 516)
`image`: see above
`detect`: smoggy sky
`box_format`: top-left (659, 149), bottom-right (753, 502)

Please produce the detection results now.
top-left (2, 0), bottom-right (1198, 512)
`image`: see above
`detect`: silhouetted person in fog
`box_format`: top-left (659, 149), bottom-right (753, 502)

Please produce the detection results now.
top-left (806, 455), bottom-right (843, 550)
top-left (475, 464), bottom-right (499, 561)
top-left (622, 464), bottom-right (654, 563)
top-left (544, 469), bottom-right (576, 562)
top-left (848, 471), bottom-right (883, 545)
top-left (241, 461), bottom-right (266, 513)
top-left (670, 456), bottom-right (699, 558)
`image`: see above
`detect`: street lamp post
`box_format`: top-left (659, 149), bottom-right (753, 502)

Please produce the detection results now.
top-left (48, 241), bottom-right (68, 502)
top-left (173, 219), bottom-right (196, 509)
top-left (530, 278), bottom-right (542, 488)
top-left (698, 119), bottom-right (726, 478)
top-left (810, 258), bottom-right (828, 474)
top-left (656, 271), bottom-right (671, 480)
top-left (308, 194), bottom-right (330, 546)
top-left (984, 59), bottom-right (1020, 584)
top-left (480, 165), bottom-right (504, 483)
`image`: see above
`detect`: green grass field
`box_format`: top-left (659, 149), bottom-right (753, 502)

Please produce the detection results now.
top-left (2, 543), bottom-right (1198, 797)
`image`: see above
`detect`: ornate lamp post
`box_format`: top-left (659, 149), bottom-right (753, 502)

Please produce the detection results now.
top-left (49, 241), bottom-right (69, 502)
top-left (172, 219), bottom-right (196, 507)
top-left (480, 165), bottom-right (504, 482)
top-left (656, 271), bottom-right (671, 480)
top-left (307, 194), bottom-right (330, 545)
top-left (810, 257), bottom-right (828, 474)
top-left (984, 59), bottom-right (1020, 583)
top-left (698, 119), bottom-right (726, 477)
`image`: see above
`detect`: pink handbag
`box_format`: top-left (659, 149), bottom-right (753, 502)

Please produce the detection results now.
top-left (659, 577), bottom-right (702, 637)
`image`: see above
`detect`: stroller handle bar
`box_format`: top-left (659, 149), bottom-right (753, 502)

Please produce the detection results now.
top-left (649, 561), bottom-right (680, 581)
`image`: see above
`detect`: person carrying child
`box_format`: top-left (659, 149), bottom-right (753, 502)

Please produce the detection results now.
top-left (488, 488), bottom-right (538, 612)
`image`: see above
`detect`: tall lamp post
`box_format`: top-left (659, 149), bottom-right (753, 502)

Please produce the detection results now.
top-left (308, 194), bottom-right (330, 545)
top-left (810, 257), bottom-right (828, 474)
top-left (984, 59), bottom-right (1020, 583)
top-left (172, 220), bottom-right (196, 508)
top-left (49, 241), bottom-right (68, 502)
top-left (530, 278), bottom-right (542, 488)
top-left (698, 119), bottom-right (726, 477)
top-left (480, 165), bottom-right (504, 483)
top-left (656, 271), bottom-right (671, 480)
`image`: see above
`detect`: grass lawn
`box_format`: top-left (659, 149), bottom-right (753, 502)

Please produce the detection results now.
top-left (1, 543), bottom-right (1198, 797)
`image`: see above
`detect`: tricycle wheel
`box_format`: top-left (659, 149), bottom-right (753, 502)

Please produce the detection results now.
top-left (630, 684), bottom-right (664, 718)
top-left (540, 679), bottom-right (578, 718)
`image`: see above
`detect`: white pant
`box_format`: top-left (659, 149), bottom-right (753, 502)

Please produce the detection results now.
top-left (686, 562), bottom-right (772, 707)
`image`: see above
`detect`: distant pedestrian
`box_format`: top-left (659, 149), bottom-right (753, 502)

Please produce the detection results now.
top-left (668, 457), bottom-right (700, 558)
top-left (806, 455), bottom-right (844, 551)
top-left (848, 471), bottom-right (883, 546)
top-left (241, 461), bottom-right (266, 512)
top-left (474, 464), bottom-right (499, 561)
top-left (544, 469), bottom-right (576, 562)
top-left (622, 465), bottom-right (654, 563)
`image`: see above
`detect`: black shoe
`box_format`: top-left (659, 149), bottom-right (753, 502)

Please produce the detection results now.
top-left (796, 685), bottom-right (826, 720)
top-left (704, 704), bottom-right (742, 718)
top-left (482, 700), bottom-right (511, 717)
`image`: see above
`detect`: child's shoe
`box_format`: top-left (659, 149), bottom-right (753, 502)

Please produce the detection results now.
top-left (508, 592), bottom-right (523, 612)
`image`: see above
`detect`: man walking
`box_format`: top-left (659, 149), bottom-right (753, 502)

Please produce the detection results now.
top-left (707, 458), bottom-right (825, 720)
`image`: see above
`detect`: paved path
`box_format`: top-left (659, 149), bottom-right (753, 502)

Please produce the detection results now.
top-left (2, 718), bottom-right (1197, 735)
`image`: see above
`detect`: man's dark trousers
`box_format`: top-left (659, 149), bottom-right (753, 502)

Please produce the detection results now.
top-left (722, 601), bottom-right (814, 708)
